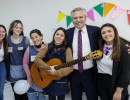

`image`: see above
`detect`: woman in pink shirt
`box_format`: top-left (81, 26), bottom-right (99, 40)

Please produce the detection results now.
top-left (23, 29), bottom-right (45, 100)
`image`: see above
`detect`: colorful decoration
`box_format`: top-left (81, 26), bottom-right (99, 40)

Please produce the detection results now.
top-left (127, 10), bottom-right (130, 25)
top-left (57, 11), bottom-right (66, 22)
top-left (56, 2), bottom-right (130, 27)
top-left (87, 9), bottom-right (95, 21)
top-left (66, 16), bottom-right (72, 27)
top-left (111, 6), bottom-right (126, 20)
top-left (104, 3), bottom-right (115, 17)
top-left (94, 3), bottom-right (103, 17)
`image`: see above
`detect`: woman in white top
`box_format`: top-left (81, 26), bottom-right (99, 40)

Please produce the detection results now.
top-left (0, 25), bottom-right (8, 100)
top-left (97, 23), bottom-right (130, 100)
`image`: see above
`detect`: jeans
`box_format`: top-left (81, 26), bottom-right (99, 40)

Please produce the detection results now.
top-left (0, 61), bottom-right (6, 100)
top-left (27, 92), bottom-right (45, 100)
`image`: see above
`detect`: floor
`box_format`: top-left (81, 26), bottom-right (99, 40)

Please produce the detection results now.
top-left (4, 82), bottom-right (14, 100)
top-left (3, 82), bottom-right (130, 100)
top-left (3, 82), bottom-right (87, 100)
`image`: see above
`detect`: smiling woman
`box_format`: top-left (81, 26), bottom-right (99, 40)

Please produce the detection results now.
top-left (97, 23), bottom-right (130, 100)
top-left (0, 25), bottom-right (8, 100)
top-left (7, 20), bottom-right (30, 100)
top-left (34, 27), bottom-right (73, 100)
top-left (23, 29), bottom-right (46, 100)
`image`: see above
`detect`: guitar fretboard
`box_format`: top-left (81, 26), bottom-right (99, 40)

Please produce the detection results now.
top-left (54, 56), bottom-right (87, 70)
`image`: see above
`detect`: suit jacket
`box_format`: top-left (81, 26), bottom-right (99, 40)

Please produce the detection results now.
top-left (112, 42), bottom-right (130, 95)
top-left (120, 37), bottom-right (130, 45)
top-left (66, 24), bottom-right (100, 67)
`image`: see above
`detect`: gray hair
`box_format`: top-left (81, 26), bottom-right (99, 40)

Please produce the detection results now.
top-left (71, 7), bottom-right (87, 19)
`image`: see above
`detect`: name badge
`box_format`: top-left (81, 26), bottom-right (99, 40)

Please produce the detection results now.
top-left (31, 56), bottom-right (36, 62)
top-left (8, 47), bottom-right (12, 52)
top-left (18, 47), bottom-right (23, 50)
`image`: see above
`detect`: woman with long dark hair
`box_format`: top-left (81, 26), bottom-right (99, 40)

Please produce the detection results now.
top-left (34, 27), bottom-right (73, 100)
top-left (97, 23), bottom-right (130, 100)
top-left (0, 25), bottom-right (9, 100)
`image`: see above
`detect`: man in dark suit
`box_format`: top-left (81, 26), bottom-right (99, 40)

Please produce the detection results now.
top-left (66, 7), bottom-right (100, 100)
top-left (66, 7), bottom-right (130, 100)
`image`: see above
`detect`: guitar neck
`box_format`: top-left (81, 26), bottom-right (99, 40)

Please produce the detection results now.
top-left (54, 56), bottom-right (87, 70)
top-left (54, 50), bottom-right (102, 70)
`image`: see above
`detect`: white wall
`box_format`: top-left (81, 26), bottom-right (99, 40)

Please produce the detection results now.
top-left (0, 0), bottom-right (130, 43)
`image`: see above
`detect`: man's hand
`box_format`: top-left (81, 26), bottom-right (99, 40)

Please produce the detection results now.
top-left (40, 43), bottom-right (47, 50)
top-left (126, 44), bottom-right (130, 54)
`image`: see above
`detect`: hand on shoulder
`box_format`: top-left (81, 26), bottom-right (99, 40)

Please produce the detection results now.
top-left (125, 44), bottom-right (130, 54)
top-left (40, 43), bottom-right (48, 50)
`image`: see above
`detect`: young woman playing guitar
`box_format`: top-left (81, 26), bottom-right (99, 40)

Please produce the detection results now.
top-left (34, 27), bottom-right (73, 100)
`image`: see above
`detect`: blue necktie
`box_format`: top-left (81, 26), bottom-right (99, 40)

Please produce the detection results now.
top-left (78, 30), bottom-right (84, 73)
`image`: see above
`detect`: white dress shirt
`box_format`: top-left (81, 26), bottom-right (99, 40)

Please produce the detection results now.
top-left (72, 26), bottom-right (93, 70)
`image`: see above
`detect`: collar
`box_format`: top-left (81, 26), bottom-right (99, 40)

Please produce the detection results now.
top-left (75, 26), bottom-right (87, 34)
top-left (103, 43), bottom-right (113, 55)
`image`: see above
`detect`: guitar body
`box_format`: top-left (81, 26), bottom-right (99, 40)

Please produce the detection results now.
top-left (31, 58), bottom-right (63, 88)
top-left (31, 50), bottom-right (102, 88)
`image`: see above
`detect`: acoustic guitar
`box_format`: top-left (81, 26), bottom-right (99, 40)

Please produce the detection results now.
top-left (31, 50), bottom-right (102, 88)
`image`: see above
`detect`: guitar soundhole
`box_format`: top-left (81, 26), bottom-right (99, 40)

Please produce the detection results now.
top-left (37, 68), bottom-right (43, 81)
